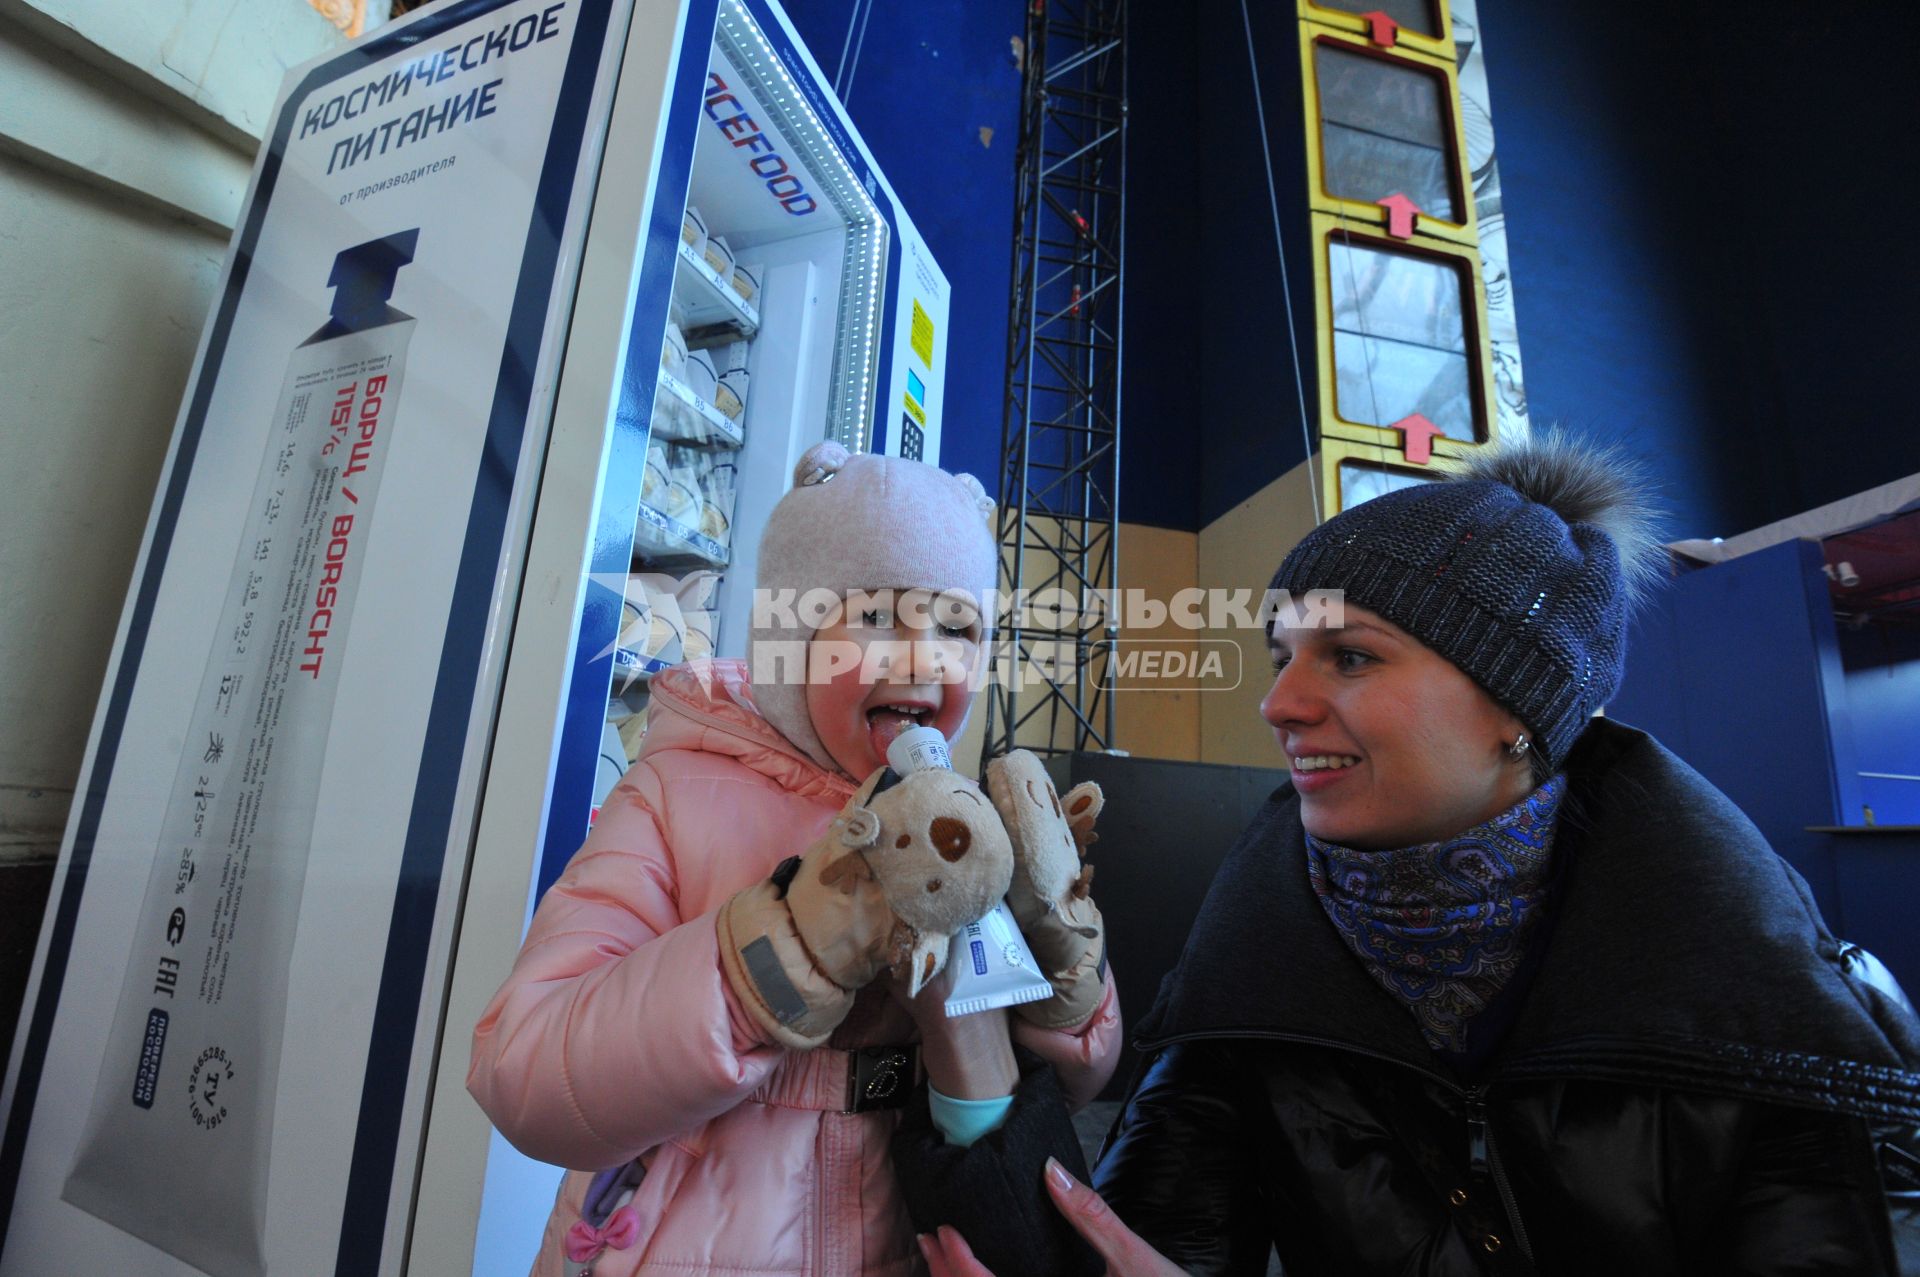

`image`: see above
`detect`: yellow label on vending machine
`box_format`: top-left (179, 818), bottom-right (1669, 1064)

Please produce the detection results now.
top-left (910, 299), bottom-right (935, 368)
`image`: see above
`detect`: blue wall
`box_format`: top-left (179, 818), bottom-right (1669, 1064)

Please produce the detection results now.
top-left (1840, 621), bottom-right (1920, 826)
top-left (1471, 3), bottom-right (1751, 537)
top-left (1112, 0), bottom-right (1331, 531)
top-left (1610, 540), bottom-right (1920, 994)
top-left (1114, 0), bottom-right (1204, 531)
top-left (1188, 0), bottom-right (1320, 531)
top-left (1608, 541), bottom-right (1858, 919)
top-left (1478, 0), bottom-right (1920, 538)
top-left (779, 0), bottom-right (1020, 488)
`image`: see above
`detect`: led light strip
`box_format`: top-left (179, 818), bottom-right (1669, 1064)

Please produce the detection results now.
top-left (715, 0), bottom-right (888, 452)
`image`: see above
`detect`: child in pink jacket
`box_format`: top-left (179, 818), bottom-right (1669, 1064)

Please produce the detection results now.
top-left (468, 442), bottom-right (1122, 1277)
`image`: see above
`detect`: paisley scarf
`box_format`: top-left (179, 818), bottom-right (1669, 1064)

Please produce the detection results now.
top-left (1304, 776), bottom-right (1566, 1056)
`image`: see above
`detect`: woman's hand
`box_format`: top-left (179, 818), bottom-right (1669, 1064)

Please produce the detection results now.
top-left (915, 1158), bottom-right (1190, 1276)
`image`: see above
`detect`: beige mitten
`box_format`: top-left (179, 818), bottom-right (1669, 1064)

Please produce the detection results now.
top-left (719, 766), bottom-right (1014, 1049)
top-left (985, 751), bottom-right (1106, 1030)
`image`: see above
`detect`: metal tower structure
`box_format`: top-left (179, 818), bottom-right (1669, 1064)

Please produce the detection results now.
top-left (982, 0), bottom-right (1127, 760)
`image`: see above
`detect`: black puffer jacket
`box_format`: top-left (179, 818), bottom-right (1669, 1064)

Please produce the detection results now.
top-left (896, 722), bottom-right (1920, 1274)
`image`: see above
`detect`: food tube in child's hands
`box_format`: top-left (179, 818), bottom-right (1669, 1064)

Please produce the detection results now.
top-left (883, 727), bottom-right (1053, 1017)
top-left (884, 723), bottom-right (953, 775)
top-left (943, 899), bottom-right (1053, 1017)
top-left (885, 727), bottom-right (951, 774)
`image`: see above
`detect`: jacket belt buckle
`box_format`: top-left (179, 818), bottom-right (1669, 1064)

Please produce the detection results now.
top-left (844, 1045), bottom-right (917, 1114)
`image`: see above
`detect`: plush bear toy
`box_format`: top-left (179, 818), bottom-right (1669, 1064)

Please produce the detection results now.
top-left (984, 750), bottom-right (1106, 1030)
top-left (720, 766), bottom-right (1014, 1049)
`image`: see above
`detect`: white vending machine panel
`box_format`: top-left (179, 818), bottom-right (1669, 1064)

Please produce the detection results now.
top-left (0, 0), bottom-right (634, 1273)
top-left (0, 0), bottom-right (948, 1273)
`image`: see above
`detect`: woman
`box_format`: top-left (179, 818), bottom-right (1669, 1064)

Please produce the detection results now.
top-left (891, 435), bottom-right (1920, 1275)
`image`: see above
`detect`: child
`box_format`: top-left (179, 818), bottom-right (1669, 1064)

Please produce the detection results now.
top-left (468, 442), bottom-right (1122, 1277)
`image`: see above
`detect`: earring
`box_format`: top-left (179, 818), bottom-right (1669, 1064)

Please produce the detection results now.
top-left (1506, 734), bottom-right (1531, 760)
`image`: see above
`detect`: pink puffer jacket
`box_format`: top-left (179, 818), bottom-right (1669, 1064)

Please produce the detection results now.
top-left (469, 659), bottom-right (1122, 1276)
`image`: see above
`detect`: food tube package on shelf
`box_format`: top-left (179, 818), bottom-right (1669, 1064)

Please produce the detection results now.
top-left (663, 445), bottom-right (704, 526)
top-left (612, 571), bottom-right (682, 691)
top-left (730, 261), bottom-right (762, 307)
top-left (612, 570), bottom-right (721, 692)
top-left (698, 457), bottom-right (738, 553)
top-left (641, 440), bottom-right (671, 511)
top-left (681, 205), bottom-right (708, 262)
top-left (673, 570), bottom-right (721, 651)
top-left (711, 339), bottom-right (750, 425)
top-left (651, 366), bottom-right (745, 448)
top-left (702, 233), bottom-right (735, 285)
top-left (634, 443), bottom-right (732, 565)
top-left (661, 321), bottom-right (688, 378)
top-left (683, 348), bottom-right (718, 407)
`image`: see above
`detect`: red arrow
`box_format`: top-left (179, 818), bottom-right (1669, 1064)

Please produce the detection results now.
top-left (1358, 10), bottom-right (1399, 47)
top-left (1392, 413), bottom-right (1443, 464)
top-left (1377, 193), bottom-right (1421, 239)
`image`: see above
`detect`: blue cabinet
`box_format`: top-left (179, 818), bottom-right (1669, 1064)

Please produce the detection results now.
top-left (1610, 539), bottom-right (1919, 996)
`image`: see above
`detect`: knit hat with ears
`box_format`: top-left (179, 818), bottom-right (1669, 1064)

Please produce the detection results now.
top-left (749, 441), bottom-right (998, 774)
top-left (1269, 431), bottom-right (1662, 772)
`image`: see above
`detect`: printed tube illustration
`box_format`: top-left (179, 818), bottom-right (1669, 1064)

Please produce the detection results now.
top-left (64, 230), bottom-right (421, 1277)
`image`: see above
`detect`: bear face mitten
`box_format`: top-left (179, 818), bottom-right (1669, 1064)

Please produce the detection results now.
top-left (984, 750), bottom-right (1105, 1030)
top-left (719, 766), bottom-right (1014, 1049)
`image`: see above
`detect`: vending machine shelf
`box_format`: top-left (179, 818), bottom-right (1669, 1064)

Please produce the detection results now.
top-left (674, 241), bottom-right (759, 341)
top-left (634, 499), bottom-right (731, 568)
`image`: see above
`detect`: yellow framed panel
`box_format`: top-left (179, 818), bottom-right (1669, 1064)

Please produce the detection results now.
top-left (1319, 436), bottom-right (1466, 518)
top-left (1310, 212), bottom-right (1498, 456)
top-left (1298, 31), bottom-right (1477, 246)
top-left (1298, 0), bottom-right (1456, 64)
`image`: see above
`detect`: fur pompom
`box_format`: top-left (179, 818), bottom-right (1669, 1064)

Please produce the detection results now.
top-left (1457, 428), bottom-right (1664, 606)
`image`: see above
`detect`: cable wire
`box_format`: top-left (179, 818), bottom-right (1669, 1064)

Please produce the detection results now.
top-left (841, 0), bottom-right (878, 107)
top-left (1237, 0), bottom-right (1321, 526)
top-left (833, 0), bottom-right (872, 98)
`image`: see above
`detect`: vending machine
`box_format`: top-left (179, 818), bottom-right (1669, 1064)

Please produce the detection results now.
top-left (0, 0), bottom-right (949, 1271)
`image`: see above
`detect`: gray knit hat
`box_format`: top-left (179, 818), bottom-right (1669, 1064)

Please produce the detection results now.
top-left (1269, 433), bottom-right (1660, 771)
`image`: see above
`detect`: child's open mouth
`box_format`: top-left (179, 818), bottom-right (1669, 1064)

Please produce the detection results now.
top-left (866, 701), bottom-right (937, 755)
